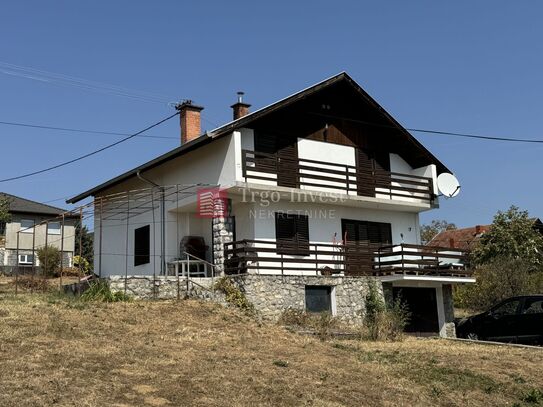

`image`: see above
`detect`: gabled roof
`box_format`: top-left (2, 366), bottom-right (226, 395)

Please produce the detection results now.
top-left (0, 192), bottom-right (67, 216)
top-left (68, 72), bottom-right (450, 204)
top-left (428, 225), bottom-right (491, 250)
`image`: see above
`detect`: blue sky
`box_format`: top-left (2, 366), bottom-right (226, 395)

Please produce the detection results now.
top-left (1, 1), bottom-right (542, 227)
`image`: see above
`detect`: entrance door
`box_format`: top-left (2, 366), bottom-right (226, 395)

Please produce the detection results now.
top-left (393, 287), bottom-right (439, 335)
top-left (341, 219), bottom-right (392, 275)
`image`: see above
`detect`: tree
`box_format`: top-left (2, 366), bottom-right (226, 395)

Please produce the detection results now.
top-left (471, 206), bottom-right (543, 266)
top-left (75, 222), bottom-right (94, 270)
top-left (0, 196), bottom-right (11, 223)
top-left (455, 258), bottom-right (543, 310)
top-left (420, 220), bottom-right (457, 244)
top-left (0, 197), bottom-right (11, 238)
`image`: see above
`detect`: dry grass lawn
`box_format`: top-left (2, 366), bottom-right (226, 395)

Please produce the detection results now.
top-left (0, 277), bottom-right (542, 406)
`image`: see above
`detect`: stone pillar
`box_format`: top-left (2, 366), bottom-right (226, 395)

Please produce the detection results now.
top-left (442, 284), bottom-right (456, 338)
top-left (212, 198), bottom-right (234, 274)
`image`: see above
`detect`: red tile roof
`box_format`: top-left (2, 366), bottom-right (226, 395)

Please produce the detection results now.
top-left (428, 225), bottom-right (491, 250)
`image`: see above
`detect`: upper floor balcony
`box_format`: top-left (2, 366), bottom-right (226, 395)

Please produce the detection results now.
top-left (239, 149), bottom-right (436, 207)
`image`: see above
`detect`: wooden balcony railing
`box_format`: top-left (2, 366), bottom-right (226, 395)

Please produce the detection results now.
top-left (375, 244), bottom-right (470, 276)
top-left (223, 240), bottom-right (471, 277)
top-left (241, 149), bottom-right (435, 203)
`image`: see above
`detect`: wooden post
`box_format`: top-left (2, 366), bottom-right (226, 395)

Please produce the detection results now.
top-left (15, 231), bottom-right (20, 295)
top-left (30, 222), bottom-right (36, 294)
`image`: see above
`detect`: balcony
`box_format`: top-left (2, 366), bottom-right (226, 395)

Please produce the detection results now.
top-left (223, 240), bottom-right (471, 277)
top-left (241, 150), bottom-right (435, 204)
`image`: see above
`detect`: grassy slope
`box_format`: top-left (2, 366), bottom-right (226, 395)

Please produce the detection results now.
top-left (0, 285), bottom-right (542, 406)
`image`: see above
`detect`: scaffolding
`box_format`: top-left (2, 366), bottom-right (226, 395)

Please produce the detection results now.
top-left (7, 183), bottom-right (220, 298)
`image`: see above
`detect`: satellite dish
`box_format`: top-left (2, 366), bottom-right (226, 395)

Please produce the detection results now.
top-left (437, 173), bottom-right (461, 198)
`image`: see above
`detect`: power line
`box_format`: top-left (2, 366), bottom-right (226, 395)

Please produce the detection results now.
top-left (0, 111), bottom-right (179, 183)
top-left (0, 120), bottom-right (177, 140)
top-left (0, 61), bottom-right (175, 105)
top-left (311, 112), bottom-right (543, 144)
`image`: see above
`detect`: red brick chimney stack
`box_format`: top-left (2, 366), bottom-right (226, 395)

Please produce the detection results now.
top-left (475, 225), bottom-right (482, 235)
top-left (449, 237), bottom-right (455, 248)
top-left (176, 101), bottom-right (204, 144)
top-left (231, 91), bottom-right (251, 120)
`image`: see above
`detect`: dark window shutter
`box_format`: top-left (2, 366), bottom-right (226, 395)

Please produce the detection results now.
top-left (295, 214), bottom-right (310, 254)
top-left (134, 225), bottom-right (150, 266)
top-left (275, 213), bottom-right (309, 256)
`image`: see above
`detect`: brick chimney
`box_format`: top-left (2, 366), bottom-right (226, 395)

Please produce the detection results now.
top-left (449, 237), bottom-right (455, 248)
top-left (475, 225), bottom-right (483, 235)
top-left (230, 91), bottom-right (251, 120)
top-left (176, 101), bottom-right (204, 144)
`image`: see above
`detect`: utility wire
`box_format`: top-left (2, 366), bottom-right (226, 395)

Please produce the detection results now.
top-left (0, 61), bottom-right (175, 105)
top-left (0, 120), bottom-right (177, 139)
top-left (0, 112), bottom-right (179, 183)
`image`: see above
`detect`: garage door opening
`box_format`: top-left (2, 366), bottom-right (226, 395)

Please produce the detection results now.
top-left (393, 287), bottom-right (439, 336)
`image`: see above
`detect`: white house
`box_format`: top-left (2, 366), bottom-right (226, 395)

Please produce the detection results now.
top-left (68, 72), bottom-right (474, 337)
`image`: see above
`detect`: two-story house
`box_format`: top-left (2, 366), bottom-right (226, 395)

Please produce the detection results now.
top-left (0, 192), bottom-right (77, 273)
top-left (68, 73), bottom-right (474, 337)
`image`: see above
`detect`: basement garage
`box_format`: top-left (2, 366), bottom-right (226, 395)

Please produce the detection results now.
top-left (393, 287), bottom-right (439, 335)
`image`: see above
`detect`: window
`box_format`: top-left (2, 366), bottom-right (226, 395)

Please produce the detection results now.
top-left (522, 298), bottom-right (543, 315)
top-left (48, 222), bottom-right (61, 235)
top-left (18, 254), bottom-right (34, 265)
top-left (305, 286), bottom-right (332, 313)
top-left (20, 219), bottom-right (34, 233)
top-left (275, 213), bottom-right (309, 255)
top-left (134, 225), bottom-right (150, 266)
top-left (492, 299), bottom-right (521, 317)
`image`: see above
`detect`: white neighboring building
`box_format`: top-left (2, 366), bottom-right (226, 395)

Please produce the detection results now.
top-left (68, 73), bottom-right (473, 337)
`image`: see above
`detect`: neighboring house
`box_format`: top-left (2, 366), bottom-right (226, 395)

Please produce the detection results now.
top-left (429, 219), bottom-right (543, 251)
top-left (68, 72), bottom-right (474, 337)
top-left (0, 193), bottom-right (77, 273)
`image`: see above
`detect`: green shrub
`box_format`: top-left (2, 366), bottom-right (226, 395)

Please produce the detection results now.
top-left (214, 277), bottom-right (254, 314)
top-left (37, 245), bottom-right (61, 277)
top-left (80, 280), bottom-right (132, 302)
top-left (363, 279), bottom-right (410, 341)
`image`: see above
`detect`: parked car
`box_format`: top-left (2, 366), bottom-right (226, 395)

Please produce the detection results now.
top-left (456, 295), bottom-right (543, 345)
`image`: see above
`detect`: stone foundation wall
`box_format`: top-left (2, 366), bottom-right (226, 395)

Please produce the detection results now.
top-left (226, 274), bottom-right (378, 325)
top-left (108, 275), bottom-right (218, 301)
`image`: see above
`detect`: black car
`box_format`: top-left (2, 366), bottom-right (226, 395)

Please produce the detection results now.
top-left (456, 295), bottom-right (543, 345)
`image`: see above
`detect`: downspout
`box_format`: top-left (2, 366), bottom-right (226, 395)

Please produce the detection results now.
top-left (137, 171), bottom-right (166, 276)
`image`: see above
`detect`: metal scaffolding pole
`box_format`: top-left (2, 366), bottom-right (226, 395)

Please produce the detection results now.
top-left (124, 192), bottom-right (130, 295)
top-left (44, 221), bottom-right (49, 280)
top-left (98, 197), bottom-right (103, 278)
top-left (59, 214), bottom-right (65, 293)
top-left (78, 208), bottom-right (82, 294)
top-left (30, 223), bottom-right (36, 294)
top-left (15, 231), bottom-right (19, 295)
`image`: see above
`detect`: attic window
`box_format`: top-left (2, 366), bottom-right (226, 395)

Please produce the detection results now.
top-left (48, 222), bottom-right (61, 235)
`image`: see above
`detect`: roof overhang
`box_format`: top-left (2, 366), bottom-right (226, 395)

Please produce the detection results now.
top-left (379, 275), bottom-right (476, 284)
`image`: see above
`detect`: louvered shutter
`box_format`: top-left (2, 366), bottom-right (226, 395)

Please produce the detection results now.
top-left (295, 214), bottom-right (310, 255)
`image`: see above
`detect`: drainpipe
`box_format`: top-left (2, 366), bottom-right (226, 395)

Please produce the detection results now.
top-left (137, 171), bottom-right (166, 276)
